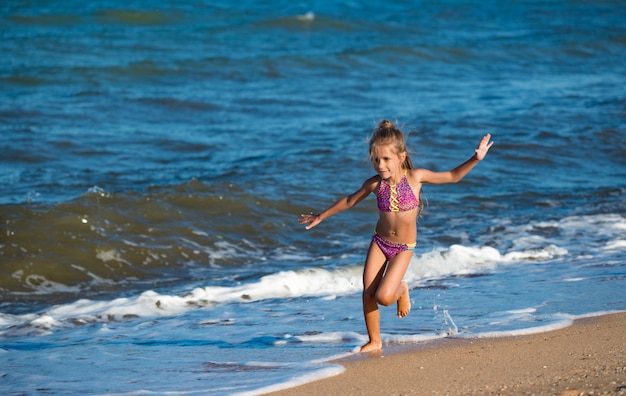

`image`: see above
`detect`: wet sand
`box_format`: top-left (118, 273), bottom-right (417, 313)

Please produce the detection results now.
top-left (269, 312), bottom-right (626, 395)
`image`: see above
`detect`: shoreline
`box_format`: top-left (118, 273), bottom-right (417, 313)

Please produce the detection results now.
top-left (268, 312), bottom-right (626, 396)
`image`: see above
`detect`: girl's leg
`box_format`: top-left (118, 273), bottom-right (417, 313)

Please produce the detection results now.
top-left (360, 241), bottom-right (387, 353)
top-left (376, 250), bottom-right (414, 318)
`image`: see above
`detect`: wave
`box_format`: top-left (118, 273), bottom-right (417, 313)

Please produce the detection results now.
top-left (3, 208), bottom-right (625, 338)
top-left (0, 181), bottom-right (306, 304)
top-left (0, 243), bottom-right (501, 337)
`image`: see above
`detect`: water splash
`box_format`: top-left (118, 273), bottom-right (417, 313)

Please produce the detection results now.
top-left (443, 309), bottom-right (458, 335)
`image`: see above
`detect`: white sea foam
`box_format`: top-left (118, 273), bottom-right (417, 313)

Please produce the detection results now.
top-left (22, 274), bottom-right (83, 294)
top-left (28, 243), bottom-right (500, 328)
top-left (294, 331), bottom-right (362, 343)
top-left (604, 239), bottom-right (626, 250)
top-left (296, 12), bottom-right (315, 22)
top-left (96, 249), bottom-right (131, 265)
top-left (503, 244), bottom-right (568, 261)
top-left (403, 244), bottom-right (501, 285)
top-left (454, 318), bottom-right (574, 339)
top-left (384, 332), bottom-right (449, 344)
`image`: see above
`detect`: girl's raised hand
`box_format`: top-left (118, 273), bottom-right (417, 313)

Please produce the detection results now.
top-left (299, 213), bottom-right (322, 230)
top-left (475, 133), bottom-right (494, 161)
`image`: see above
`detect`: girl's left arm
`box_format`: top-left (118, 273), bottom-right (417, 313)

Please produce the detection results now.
top-left (416, 133), bottom-right (493, 185)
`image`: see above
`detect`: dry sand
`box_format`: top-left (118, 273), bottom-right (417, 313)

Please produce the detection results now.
top-left (269, 312), bottom-right (626, 396)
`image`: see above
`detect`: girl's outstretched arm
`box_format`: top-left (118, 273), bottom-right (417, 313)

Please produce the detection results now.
top-left (299, 176), bottom-right (378, 230)
top-left (416, 133), bottom-right (494, 185)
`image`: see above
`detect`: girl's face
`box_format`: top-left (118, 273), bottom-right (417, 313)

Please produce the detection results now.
top-left (371, 144), bottom-right (406, 181)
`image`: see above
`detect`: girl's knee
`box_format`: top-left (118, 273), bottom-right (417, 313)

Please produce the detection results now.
top-left (375, 290), bottom-right (394, 306)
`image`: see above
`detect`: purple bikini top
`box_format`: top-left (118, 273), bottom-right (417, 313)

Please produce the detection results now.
top-left (376, 173), bottom-right (420, 212)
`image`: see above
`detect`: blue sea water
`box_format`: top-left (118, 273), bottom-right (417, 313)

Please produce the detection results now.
top-left (1, 1), bottom-right (626, 394)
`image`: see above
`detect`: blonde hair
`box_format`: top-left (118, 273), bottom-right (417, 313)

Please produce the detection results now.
top-left (369, 120), bottom-right (413, 169)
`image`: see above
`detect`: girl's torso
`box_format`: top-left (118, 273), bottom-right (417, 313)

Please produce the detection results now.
top-left (373, 170), bottom-right (421, 243)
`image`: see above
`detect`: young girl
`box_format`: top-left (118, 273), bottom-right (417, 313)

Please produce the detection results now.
top-left (299, 120), bottom-right (493, 353)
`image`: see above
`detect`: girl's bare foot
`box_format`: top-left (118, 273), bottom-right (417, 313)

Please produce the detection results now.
top-left (359, 340), bottom-right (382, 353)
top-left (397, 281), bottom-right (411, 318)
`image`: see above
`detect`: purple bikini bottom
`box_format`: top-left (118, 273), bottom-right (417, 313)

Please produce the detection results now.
top-left (372, 233), bottom-right (416, 260)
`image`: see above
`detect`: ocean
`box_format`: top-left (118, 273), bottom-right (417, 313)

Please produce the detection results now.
top-left (1, 0), bottom-right (625, 394)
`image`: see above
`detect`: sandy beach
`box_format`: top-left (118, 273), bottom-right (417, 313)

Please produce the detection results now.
top-left (269, 312), bottom-right (626, 396)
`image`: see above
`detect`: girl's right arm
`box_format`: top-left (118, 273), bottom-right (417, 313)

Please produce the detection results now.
top-left (299, 176), bottom-right (379, 230)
